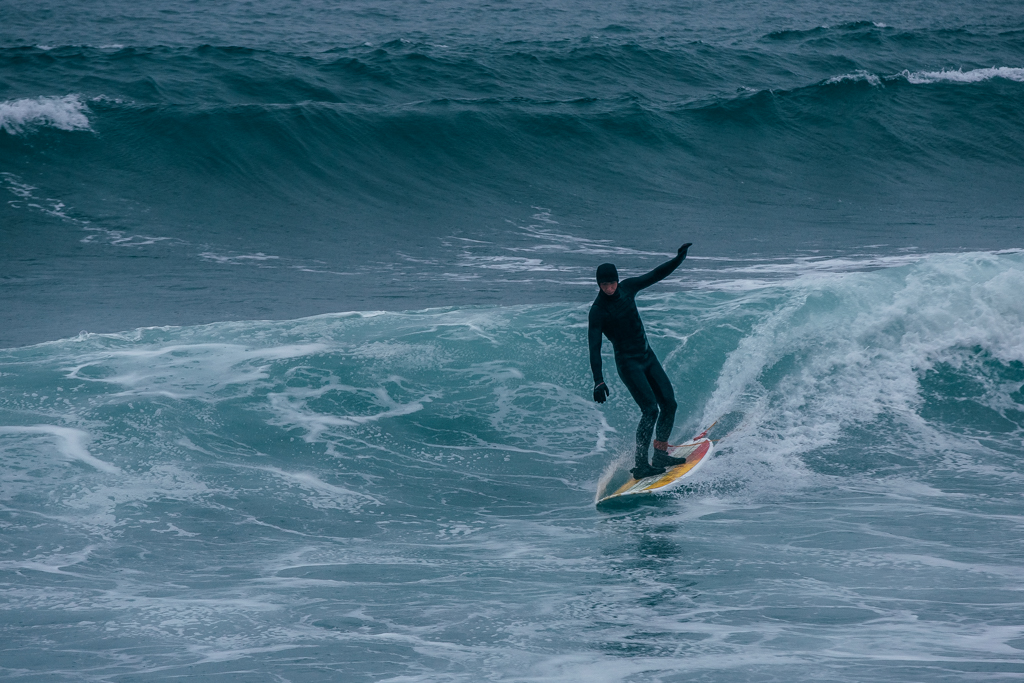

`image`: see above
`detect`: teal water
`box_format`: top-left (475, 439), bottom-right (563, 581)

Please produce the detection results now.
top-left (2, 251), bottom-right (1024, 680)
top-left (3, 0), bottom-right (1024, 345)
top-left (2, 1), bottom-right (1024, 680)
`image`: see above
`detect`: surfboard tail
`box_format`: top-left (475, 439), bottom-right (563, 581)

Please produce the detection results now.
top-left (596, 438), bottom-right (715, 508)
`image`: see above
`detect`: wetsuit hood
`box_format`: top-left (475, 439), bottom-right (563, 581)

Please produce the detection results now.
top-left (596, 263), bottom-right (618, 283)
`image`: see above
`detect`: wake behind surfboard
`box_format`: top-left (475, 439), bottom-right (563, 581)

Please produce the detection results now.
top-left (596, 427), bottom-right (715, 509)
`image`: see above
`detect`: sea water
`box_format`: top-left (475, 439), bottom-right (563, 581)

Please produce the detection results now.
top-left (2, 1), bottom-right (1023, 680)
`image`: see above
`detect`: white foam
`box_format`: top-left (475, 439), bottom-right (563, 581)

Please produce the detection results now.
top-left (699, 251), bottom-right (1024, 487)
top-left (2, 171), bottom-right (191, 254)
top-left (903, 66), bottom-right (1024, 84)
top-left (266, 382), bottom-right (428, 442)
top-left (192, 644), bottom-right (316, 665)
top-left (593, 445), bottom-right (634, 502)
top-left (0, 425), bottom-right (120, 474)
top-left (826, 71), bottom-right (881, 86)
top-left (82, 231), bottom-right (175, 247)
top-left (0, 172), bottom-right (36, 199)
top-left (350, 341), bottom-right (442, 368)
top-left (458, 255), bottom-right (573, 272)
top-left (252, 465), bottom-right (380, 506)
top-left (823, 66), bottom-right (1024, 92)
top-left (199, 251), bottom-right (281, 264)
top-left (0, 95), bottom-right (92, 135)
top-left (511, 222), bottom-right (666, 256)
top-left (708, 253), bottom-right (927, 277)
top-left (0, 545), bottom-right (98, 575)
top-left (64, 342), bottom-right (328, 399)
top-left (152, 523), bottom-right (199, 537)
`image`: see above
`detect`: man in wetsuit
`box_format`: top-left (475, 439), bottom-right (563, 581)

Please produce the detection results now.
top-left (589, 243), bottom-right (692, 479)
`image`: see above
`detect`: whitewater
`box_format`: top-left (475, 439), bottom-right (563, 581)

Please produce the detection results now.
top-left (3, 0), bottom-right (1024, 680)
top-left (2, 251), bottom-right (1023, 680)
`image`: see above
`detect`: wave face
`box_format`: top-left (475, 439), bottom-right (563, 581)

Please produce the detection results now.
top-left (2, 250), bottom-right (1024, 679)
top-left (3, 0), bottom-right (1024, 346)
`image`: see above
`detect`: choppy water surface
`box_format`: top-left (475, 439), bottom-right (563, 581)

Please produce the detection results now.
top-left (3, 251), bottom-right (1024, 680)
top-left (2, 0), bottom-right (1024, 680)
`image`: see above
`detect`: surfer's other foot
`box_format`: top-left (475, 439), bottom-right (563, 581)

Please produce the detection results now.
top-left (652, 450), bottom-right (687, 468)
top-left (630, 462), bottom-right (666, 480)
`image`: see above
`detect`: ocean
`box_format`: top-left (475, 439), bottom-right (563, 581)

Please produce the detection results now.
top-left (2, 0), bottom-right (1023, 680)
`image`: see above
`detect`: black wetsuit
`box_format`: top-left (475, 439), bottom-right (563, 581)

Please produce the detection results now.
top-left (588, 252), bottom-right (685, 465)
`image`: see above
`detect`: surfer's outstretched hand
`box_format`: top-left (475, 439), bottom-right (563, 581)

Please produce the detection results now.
top-left (593, 382), bottom-right (609, 404)
top-left (678, 242), bottom-right (692, 257)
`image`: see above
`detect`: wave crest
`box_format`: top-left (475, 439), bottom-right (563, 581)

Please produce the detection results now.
top-left (0, 94), bottom-right (92, 135)
top-left (902, 66), bottom-right (1024, 84)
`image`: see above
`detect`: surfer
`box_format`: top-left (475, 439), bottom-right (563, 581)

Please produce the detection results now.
top-left (589, 243), bottom-right (692, 479)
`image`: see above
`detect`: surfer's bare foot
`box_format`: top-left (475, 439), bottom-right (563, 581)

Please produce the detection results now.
top-left (652, 450), bottom-right (687, 468)
top-left (630, 462), bottom-right (666, 479)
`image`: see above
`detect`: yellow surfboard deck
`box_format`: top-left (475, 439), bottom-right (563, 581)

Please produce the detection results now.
top-left (596, 437), bottom-right (714, 508)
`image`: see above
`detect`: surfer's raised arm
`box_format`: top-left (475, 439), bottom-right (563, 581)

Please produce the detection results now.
top-left (628, 243), bottom-right (692, 291)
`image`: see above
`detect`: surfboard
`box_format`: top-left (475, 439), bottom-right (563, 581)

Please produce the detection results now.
top-left (596, 429), bottom-right (715, 508)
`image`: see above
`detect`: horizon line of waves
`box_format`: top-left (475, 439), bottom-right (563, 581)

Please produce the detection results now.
top-left (6, 67), bottom-right (1019, 151)
top-left (20, 62), bottom-right (1024, 113)
top-left (0, 94), bottom-right (91, 135)
top-left (765, 20), bottom-right (891, 40)
top-left (6, 70), bottom-right (1015, 169)
top-left (0, 41), bottom-right (739, 111)
top-left (5, 35), bottom-right (1023, 112)
top-left (5, 28), bottom-right (1013, 66)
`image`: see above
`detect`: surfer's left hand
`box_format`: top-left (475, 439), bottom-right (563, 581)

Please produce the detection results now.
top-left (593, 382), bottom-right (609, 403)
top-left (678, 242), bottom-right (692, 257)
